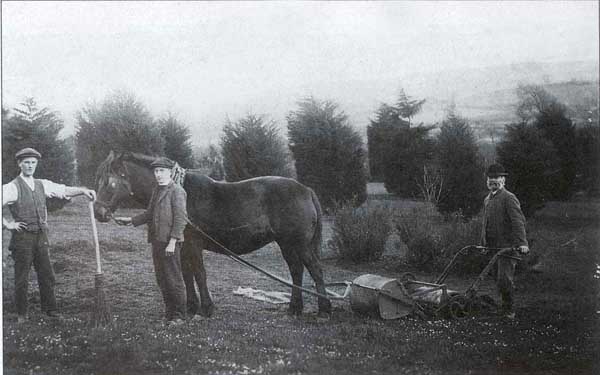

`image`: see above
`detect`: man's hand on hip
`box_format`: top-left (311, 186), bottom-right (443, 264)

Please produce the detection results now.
top-left (5, 221), bottom-right (27, 232)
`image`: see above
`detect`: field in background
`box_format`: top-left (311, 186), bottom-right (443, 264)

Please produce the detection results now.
top-left (2, 195), bottom-right (599, 375)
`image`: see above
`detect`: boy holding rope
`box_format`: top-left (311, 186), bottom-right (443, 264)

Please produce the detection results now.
top-left (114, 157), bottom-right (188, 326)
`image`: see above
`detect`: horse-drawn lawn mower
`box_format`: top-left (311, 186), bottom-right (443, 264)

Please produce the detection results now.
top-left (331, 246), bottom-right (523, 320)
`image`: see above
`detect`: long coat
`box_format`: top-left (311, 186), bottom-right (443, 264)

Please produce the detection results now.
top-left (480, 188), bottom-right (528, 248)
top-left (132, 181), bottom-right (188, 243)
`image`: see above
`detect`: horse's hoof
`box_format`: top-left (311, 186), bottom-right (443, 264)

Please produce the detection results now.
top-left (187, 308), bottom-right (199, 316)
top-left (319, 301), bottom-right (333, 315)
top-left (316, 312), bottom-right (332, 322)
top-left (191, 314), bottom-right (206, 322)
top-left (282, 314), bottom-right (298, 321)
top-left (286, 307), bottom-right (303, 317)
top-left (199, 305), bottom-right (215, 318)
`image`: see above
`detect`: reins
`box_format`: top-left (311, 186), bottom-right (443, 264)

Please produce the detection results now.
top-left (183, 217), bottom-right (337, 300)
top-left (101, 160), bottom-right (337, 301)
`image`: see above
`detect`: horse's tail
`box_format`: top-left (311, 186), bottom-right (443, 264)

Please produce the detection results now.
top-left (309, 188), bottom-right (323, 260)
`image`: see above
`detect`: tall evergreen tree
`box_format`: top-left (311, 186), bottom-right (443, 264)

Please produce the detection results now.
top-left (383, 125), bottom-right (436, 197)
top-left (436, 110), bottom-right (485, 218)
top-left (497, 123), bottom-right (560, 217)
top-left (287, 98), bottom-right (367, 210)
top-left (75, 91), bottom-right (163, 187)
top-left (516, 84), bottom-right (577, 200)
top-left (159, 113), bottom-right (195, 168)
top-left (2, 98), bottom-right (74, 185)
top-left (396, 88), bottom-right (426, 126)
top-left (220, 114), bottom-right (292, 182)
top-left (367, 103), bottom-right (409, 181)
top-left (367, 88), bottom-right (427, 185)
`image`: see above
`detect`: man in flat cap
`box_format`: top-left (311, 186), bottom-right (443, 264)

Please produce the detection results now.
top-left (115, 157), bottom-right (188, 326)
top-left (2, 147), bottom-right (96, 323)
top-left (481, 163), bottom-right (529, 319)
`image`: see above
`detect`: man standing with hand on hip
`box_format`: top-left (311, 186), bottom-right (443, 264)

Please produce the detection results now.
top-left (481, 163), bottom-right (529, 320)
top-left (2, 147), bottom-right (96, 323)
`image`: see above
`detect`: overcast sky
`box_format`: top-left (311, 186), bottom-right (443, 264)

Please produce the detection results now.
top-left (2, 1), bottom-right (598, 145)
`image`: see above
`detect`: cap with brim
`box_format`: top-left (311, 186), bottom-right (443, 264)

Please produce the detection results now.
top-left (150, 157), bottom-right (174, 169)
top-left (486, 163), bottom-right (508, 177)
top-left (15, 147), bottom-right (42, 160)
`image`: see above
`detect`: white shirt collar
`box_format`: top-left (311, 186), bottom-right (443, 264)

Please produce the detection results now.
top-left (19, 173), bottom-right (36, 190)
top-left (490, 187), bottom-right (504, 197)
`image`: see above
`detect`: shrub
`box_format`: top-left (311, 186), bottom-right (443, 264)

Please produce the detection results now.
top-left (575, 124), bottom-right (600, 195)
top-left (396, 206), bottom-right (443, 272)
top-left (396, 207), bottom-right (487, 274)
top-left (329, 204), bottom-right (394, 263)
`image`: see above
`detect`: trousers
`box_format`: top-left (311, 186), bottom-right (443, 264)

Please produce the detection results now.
top-left (9, 230), bottom-right (57, 315)
top-left (487, 237), bottom-right (517, 311)
top-left (151, 241), bottom-right (186, 320)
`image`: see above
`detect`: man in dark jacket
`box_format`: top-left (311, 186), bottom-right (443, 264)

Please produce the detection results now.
top-left (2, 147), bottom-right (96, 323)
top-left (481, 163), bottom-right (529, 319)
top-left (115, 157), bottom-right (188, 325)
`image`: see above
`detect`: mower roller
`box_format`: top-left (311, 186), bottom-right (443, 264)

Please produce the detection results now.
top-left (400, 245), bottom-right (523, 319)
top-left (327, 245), bottom-right (523, 320)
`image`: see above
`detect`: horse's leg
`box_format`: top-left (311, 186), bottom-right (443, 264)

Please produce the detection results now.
top-left (193, 248), bottom-right (214, 318)
top-left (279, 243), bottom-right (304, 316)
top-left (297, 244), bottom-right (332, 316)
top-left (180, 238), bottom-right (200, 315)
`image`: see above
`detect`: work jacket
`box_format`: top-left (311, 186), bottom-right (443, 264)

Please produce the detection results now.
top-left (481, 188), bottom-right (528, 248)
top-left (132, 182), bottom-right (188, 243)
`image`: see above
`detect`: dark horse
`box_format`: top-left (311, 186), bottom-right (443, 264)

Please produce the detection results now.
top-left (94, 151), bottom-right (331, 317)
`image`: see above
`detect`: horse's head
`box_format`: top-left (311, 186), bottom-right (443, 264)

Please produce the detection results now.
top-left (94, 151), bottom-right (135, 222)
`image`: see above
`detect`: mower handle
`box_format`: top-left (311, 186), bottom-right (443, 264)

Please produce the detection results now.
top-left (435, 246), bottom-right (523, 285)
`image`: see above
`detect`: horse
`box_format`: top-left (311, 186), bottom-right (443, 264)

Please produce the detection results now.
top-left (93, 151), bottom-right (331, 317)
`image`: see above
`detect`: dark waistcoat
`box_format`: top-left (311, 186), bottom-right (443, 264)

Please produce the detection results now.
top-left (8, 177), bottom-right (48, 232)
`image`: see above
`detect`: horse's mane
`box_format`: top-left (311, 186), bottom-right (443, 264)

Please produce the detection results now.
top-left (95, 152), bottom-right (115, 188)
top-left (97, 151), bottom-right (210, 189)
top-left (121, 152), bottom-right (159, 167)
top-left (95, 151), bottom-right (160, 188)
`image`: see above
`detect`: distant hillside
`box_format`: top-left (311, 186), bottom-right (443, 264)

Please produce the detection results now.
top-left (188, 59), bottom-right (599, 145)
top-left (361, 60), bottom-right (599, 141)
top-left (411, 60), bottom-right (598, 125)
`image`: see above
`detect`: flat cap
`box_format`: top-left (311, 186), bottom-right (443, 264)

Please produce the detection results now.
top-left (150, 157), bottom-right (175, 169)
top-left (486, 163), bottom-right (508, 177)
top-left (15, 147), bottom-right (42, 160)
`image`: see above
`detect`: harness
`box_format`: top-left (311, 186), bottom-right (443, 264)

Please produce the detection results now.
top-left (100, 161), bottom-right (334, 301)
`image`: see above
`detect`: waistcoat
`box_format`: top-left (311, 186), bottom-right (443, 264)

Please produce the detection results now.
top-left (8, 177), bottom-right (48, 232)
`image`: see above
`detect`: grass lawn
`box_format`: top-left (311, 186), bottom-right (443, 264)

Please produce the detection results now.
top-left (2, 197), bottom-right (599, 375)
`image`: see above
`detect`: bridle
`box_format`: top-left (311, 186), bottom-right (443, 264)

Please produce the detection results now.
top-left (96, 167), bottom-right (135, 217)
top-left (95, 158), bottom-right (185, 217)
